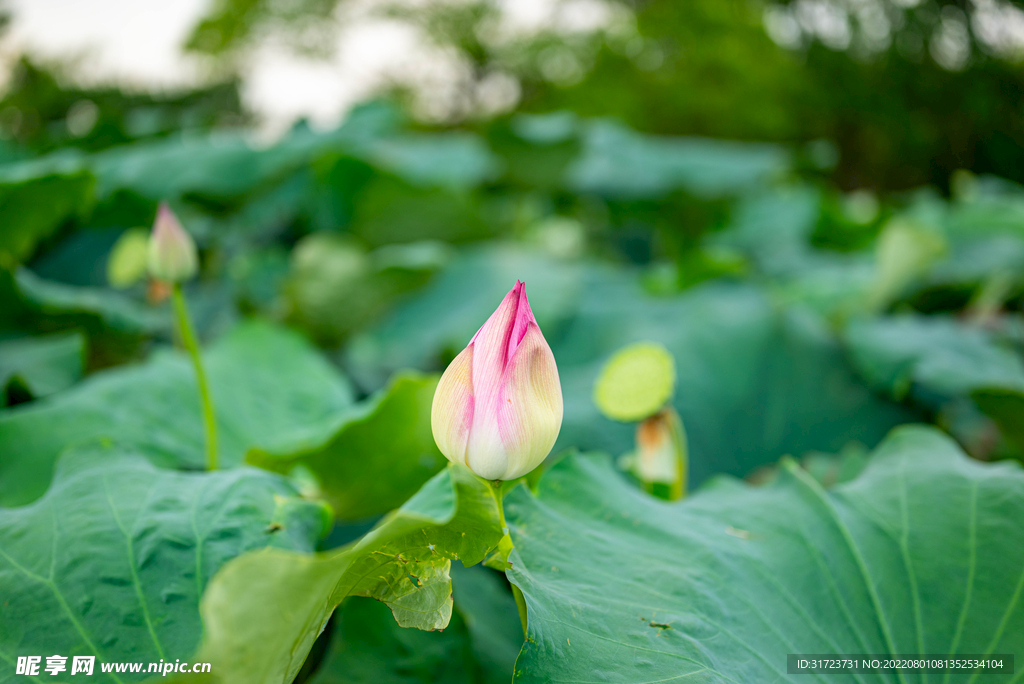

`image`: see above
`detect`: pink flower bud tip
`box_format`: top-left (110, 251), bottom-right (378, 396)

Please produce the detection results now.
top-left (147, 202), bottom-right (198, 283)
top-left (431, 280), bottom-right (563, 481)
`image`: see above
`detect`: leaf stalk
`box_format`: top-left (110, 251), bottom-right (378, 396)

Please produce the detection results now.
top-left (172, 284), bottom-right (218, 470)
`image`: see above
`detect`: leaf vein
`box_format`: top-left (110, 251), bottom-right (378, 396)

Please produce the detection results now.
top-left (102, 476), bottom-right (166, 661)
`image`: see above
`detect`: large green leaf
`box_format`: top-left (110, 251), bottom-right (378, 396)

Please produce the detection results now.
top-left (506, 427), bottom-right (1024, 682)
top-left (248, 372), bottom-right (445, 521)
top-left (0, 442), bottom-right (328, 683)
top-left (0, 321), bottom-right (354, 506)
top-left (0, 330), bottom-right (84, 404)
top-left (186, 464), bottom-right (504, 684)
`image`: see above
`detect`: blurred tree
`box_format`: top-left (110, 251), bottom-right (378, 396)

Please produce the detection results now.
top-left (187, 0), bottom-right (339, 58)
top-left (184, 0), bottom-right (1024, 192)
top-left (526, 0), bottom-right (1024, 191)
top-left (0, 58), bottom-right (249, 154)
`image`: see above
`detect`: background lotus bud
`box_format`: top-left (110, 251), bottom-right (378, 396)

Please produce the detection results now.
top-left (618, 407), bottom-right (688, 500)
top-left (431, 280), bottom-right (563, 481)
top-left (147, 202), bottom-right (198, 283)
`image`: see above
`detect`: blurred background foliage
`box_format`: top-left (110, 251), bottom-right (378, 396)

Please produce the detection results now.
top-left (2, 0), bottom-right (1024, 454)
top-left (171, 0), bottom-right (1024, 190)
top-left (2, 0), bottom-right (1024, 681)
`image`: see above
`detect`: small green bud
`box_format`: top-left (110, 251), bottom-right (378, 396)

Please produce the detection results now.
top-left (107, 228), bottom-right (149, 289)
top-left (147, 203), bottom-right (198, 283)
top-left (869, 218), bottom-right (945, 310)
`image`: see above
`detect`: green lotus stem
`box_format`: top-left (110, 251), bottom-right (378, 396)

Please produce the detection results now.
top-left (489, 479), bottom-right (528, 636)
top-left (491, 480), bottom-right (508, 534)
top-left (667, 407), bottom-right (688, 501)
top-left (511, 583), bottom-right (529, 638)
top-left (172, 284), bottom-right (218, 471)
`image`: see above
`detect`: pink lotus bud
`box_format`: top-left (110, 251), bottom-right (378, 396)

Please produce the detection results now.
top-left (431, 280), bottom-right (563, 480)
top-left (147, 202), bottom-right (198, 283)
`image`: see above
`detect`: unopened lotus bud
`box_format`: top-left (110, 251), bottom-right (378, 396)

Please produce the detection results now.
top-left (147, 203), bottom-right (198, 283)
top-left (431, 280), bottom-right (563, 481)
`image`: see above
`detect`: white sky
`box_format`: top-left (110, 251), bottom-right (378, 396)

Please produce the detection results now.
top-left (3, 0), bottom-right (211, 89)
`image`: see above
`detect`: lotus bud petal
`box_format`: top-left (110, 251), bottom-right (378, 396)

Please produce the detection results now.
top-left (431, 280), bottom-right (563, 481)
top-left (147, 202), bottom-right (198, 283)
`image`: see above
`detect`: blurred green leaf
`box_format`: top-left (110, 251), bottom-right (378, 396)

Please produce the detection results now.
top-left (566, 119), bottom-right (789, 199)
top-left (187, 464), bottom-right (504, 684)
top-left (345, 245), bottom-right (587, 389)
top-left (0, 169), bottom-right (94, 267)
top-left (368, 133), bottom-right (501, 189)
top-left (0, 321), bottom-right (354, 506)
top-left (348, 176), bottom-right (493, 247)
top-left (285, 234), bottom-right (445, 345)
top-left (248, 372), bottom-right (444, 521)
top-left (509, 111), bottom-right (579, 145)
top-left (845, 315), bottom-right (1024, 400)
top-left (943, 183), bottom-right (1024, 241)
top-left (14, 267), bottom-right (169, 333)
top-left (307, 564), bottom-right (521, 684)
top-left (0, 330), bottom-right (84, 405)
top-left (507, 426), bottom-right (1024, 681)
top-left (89, 126), bottom-right (359, 202)
top-left (896, 191), bottom-right (1024, 302)
top-left (707, 185), bottom-right (821, 277)
top-left (845, 314), bottom-right (1024, 455)
top-left (0, 441), bottom-right (327, 680)
top-left (308, 596), bottom-right (477, 684)
top-left (449, 563), bottom-right (523, 684)
top-left (870, 218), bottom-right (947, 311)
